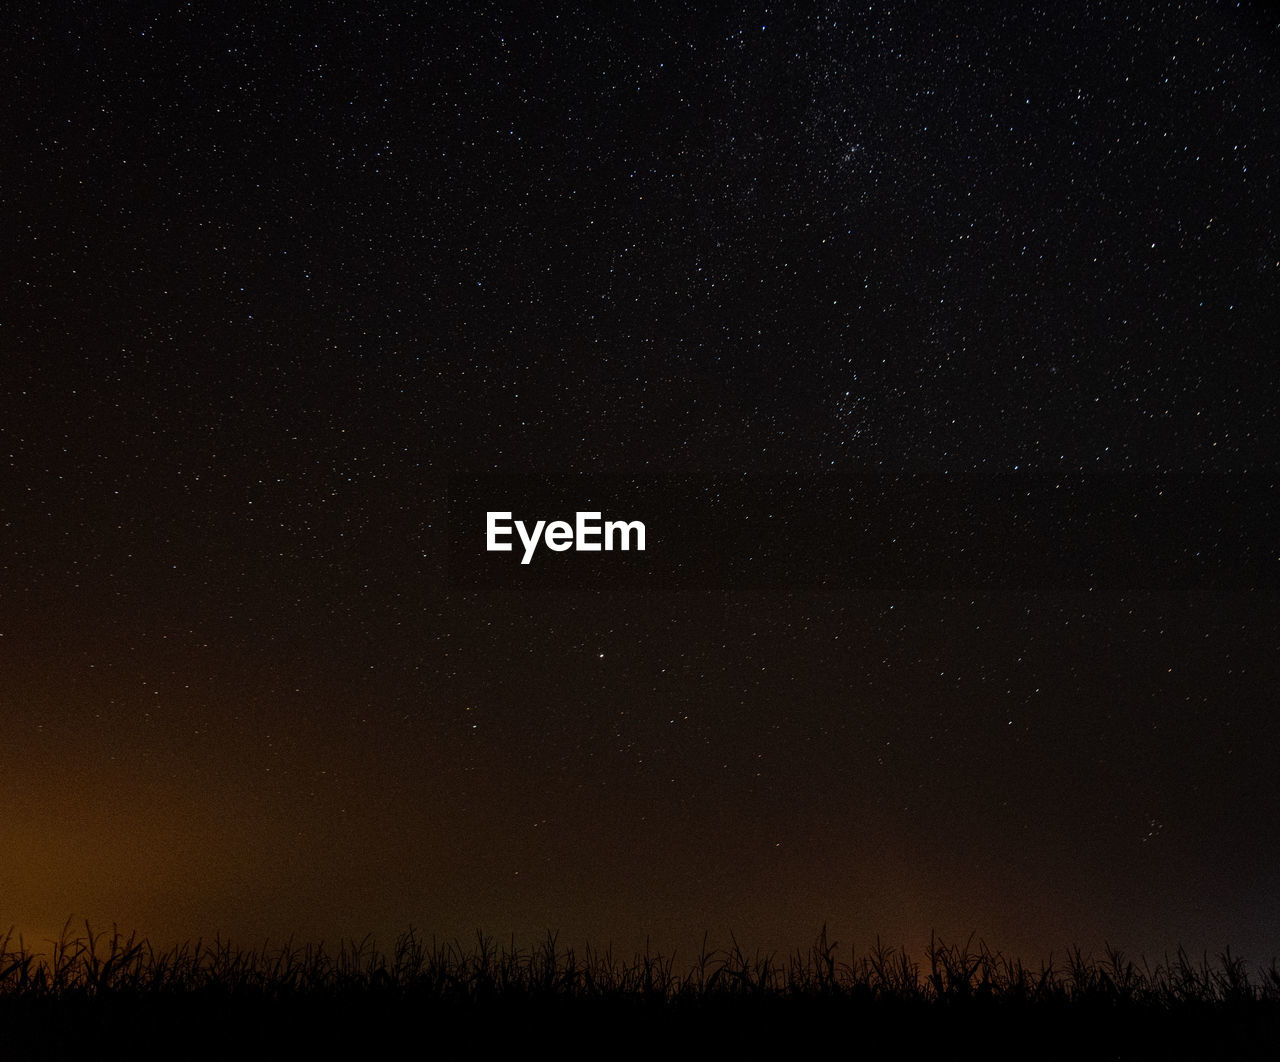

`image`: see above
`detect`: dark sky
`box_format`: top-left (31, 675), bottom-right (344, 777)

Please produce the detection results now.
top-left (3, 3), bottom-right (1278, 963)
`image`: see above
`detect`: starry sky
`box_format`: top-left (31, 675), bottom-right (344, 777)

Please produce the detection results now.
top-left (3, 3), bottom-right (1278, 963)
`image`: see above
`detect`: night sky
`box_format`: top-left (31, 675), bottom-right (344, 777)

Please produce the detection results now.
top-left (4, 3), bottom-right (1278, 964)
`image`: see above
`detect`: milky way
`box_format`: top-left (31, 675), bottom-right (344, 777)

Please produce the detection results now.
top-left (3, 3), bottom-right (1277, 961)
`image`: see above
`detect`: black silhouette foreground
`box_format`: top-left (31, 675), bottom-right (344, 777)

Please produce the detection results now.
top-left (3, 922), bottom-right (1278, 1060)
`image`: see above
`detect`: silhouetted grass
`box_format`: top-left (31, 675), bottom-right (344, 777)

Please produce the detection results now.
top-left (3, 921), bottom-right (1278, 1058)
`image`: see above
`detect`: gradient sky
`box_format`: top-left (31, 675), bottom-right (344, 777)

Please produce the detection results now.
top-left (3, 3), bottom-right (1278, 965)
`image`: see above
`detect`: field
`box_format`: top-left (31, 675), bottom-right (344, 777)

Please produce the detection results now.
top-left (3, 922), bottom-right (1279, 1059)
